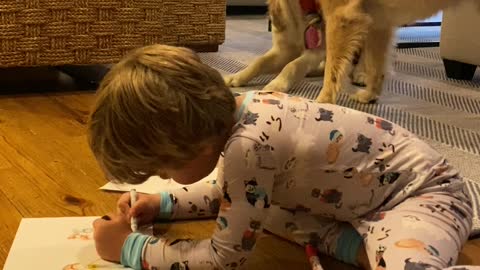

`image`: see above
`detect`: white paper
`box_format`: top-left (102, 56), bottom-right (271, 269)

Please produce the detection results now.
top-left (100, 168), bottom-right (219, 194)
top-left (4, 217), bottom-right (131, 270)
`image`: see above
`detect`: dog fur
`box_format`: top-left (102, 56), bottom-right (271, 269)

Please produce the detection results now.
top-left (224, 0), bottom-right (326, 93)
top-left (225, 0), bottom-right (480, 105)
top-left (316, 0), bottom-right (480, 104)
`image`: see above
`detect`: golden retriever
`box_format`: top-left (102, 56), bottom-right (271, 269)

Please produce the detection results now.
top-left (224, 0), bottom-right (326, 93)
top-left (225, 0), bottom-right (480, 105)
top-left (316, 0), bottom-right (480, 104)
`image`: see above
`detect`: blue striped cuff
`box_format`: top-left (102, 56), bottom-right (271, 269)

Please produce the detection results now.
top-left (158, 191), bottom-right (174, 220)
top-left (335, 226), bottom-right (362, 266)
top-left (235, 91), bottom-right (255, 121)
top-left (120, 233), bottom-right (150, 270)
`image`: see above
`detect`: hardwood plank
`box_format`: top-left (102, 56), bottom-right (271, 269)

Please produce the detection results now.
top-left (0, 92), bottom-right (119, 268)
top-left (0, 95), bottom-right (106, 186)
top-left (459, 238), bottom-right (480, 265)
top-left (0, 175), bottom-right (23, 270)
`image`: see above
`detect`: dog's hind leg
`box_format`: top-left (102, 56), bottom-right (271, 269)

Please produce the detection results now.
top-left (350, 27), bottom-right (392, 104)
top-left (263, 47), bottom-right (326, 92)
top-left (309, 60), bottom-right (326, 77)
top-left (315, 2), bottom-right (371, 104)
top-left (351, 47), bottom-right (367, 87)
top-left (224, 46), bottom-right (301, 88)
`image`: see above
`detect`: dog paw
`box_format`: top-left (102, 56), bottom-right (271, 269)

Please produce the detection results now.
top-left (224, 74), bottom-right (247, 87)
top-left (316, 92), bottom-right (336, 104)
top-left (352, 71), bottom-right (367, 87)
top-left (263, 78), bottom-right (290, 92)
top-left (350, 89), bottom-right (378, 104)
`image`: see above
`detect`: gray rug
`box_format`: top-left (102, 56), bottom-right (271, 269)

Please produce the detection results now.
top-left (202, 16), bottom-right (480, 237)
top-left (397, 26), bottom-right (440, 44)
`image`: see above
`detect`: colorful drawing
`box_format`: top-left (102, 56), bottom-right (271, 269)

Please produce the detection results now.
top-left (63, 263), bottom-right (83, 270)
top-left (67, 228), bottom-right (93, 240)
top-left (63, 261), bottom-right (126, 269)
top-left (4, 217), bottom-right (140, 269)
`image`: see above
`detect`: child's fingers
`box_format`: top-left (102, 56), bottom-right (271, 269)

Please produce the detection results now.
top-left (117, 202), bottom-right (130, 215)
top-left (117, 192), bottom-right (132, 214)
top-left (93, 217), bottom-right (107, 229)
top-left (129, 201), bottom-right (154, 225)
top-left (93, 213), bottom-right (116, 228)
top-left (129, 200), bottom-right (148, 218)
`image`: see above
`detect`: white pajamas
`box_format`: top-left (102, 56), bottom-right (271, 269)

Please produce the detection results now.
top-left (123, 91), bottom-right (475, 270)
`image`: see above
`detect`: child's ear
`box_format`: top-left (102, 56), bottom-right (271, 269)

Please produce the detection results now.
top-left (199, 142), bottom-right (217, 156)
top-left (200, 136), bottom-right (224, 156)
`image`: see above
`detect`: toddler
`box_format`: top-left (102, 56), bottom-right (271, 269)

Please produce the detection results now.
top-left (88, 44), bottom-right (476, 270)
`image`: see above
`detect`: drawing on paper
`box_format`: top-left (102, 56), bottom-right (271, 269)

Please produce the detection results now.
top-left (67, 228), bottom-right (93, 240)
top-left (63, 261), bottom-right (126, 269)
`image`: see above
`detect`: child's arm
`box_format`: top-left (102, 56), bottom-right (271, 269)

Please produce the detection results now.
top-left (155, 171), bottom-right (224, 221)
top-left (121, 138), bottom-right (276, 269)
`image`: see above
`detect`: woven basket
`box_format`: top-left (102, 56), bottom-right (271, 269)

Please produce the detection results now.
top-left (0, 0), bottom-right (225, 67)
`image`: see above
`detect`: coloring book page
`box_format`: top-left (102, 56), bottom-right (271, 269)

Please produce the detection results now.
top-left (100, 168), bottom-right (219, 194)
top-left (4, 217), bottom-right (132, 270)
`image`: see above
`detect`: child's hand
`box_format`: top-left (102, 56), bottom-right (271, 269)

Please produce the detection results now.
top-left (117, 192), bottom-right (161, 226)
top-left (93, 214), bottom-right (131, 263)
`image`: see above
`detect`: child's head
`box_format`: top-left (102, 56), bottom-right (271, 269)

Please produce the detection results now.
top-left (88, 44), bottom-right (235, 184)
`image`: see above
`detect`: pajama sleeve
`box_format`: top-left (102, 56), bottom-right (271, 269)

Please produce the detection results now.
top-left (158, 172), bottom-right (224, 221)
top-left (121, 137), bottom-right (276, 270)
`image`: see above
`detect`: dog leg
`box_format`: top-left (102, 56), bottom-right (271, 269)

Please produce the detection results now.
top-left (263, 48), bottom-right (326, 92)
top-left (224, 47), bottom-right (300, 87)
top-left (350, 28), bottom-right (392, 104)
top-left (309, 60), bottom-right (326, 77)
top-left (307, 57), bottom-right (326, 77)
top-left (315, 3), bottom-right (371, 104)
top-left (351, 49), bottom-right (367, 87)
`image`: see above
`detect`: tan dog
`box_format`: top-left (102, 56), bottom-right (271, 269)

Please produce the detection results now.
top-left (224, 0), bottom-right (326, 93)
top-left (316, 0), bottom-right (480, 104)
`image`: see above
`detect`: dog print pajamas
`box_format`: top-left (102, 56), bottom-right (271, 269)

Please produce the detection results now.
top-left (121, 91), bottom-right (476, 270)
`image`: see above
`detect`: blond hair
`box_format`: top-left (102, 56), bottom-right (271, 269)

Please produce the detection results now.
top-left (88, 44), bottom-right (235, 184)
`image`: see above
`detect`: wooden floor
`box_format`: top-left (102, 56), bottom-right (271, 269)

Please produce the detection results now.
top-left (0, 67), bottom-right (479, 269)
